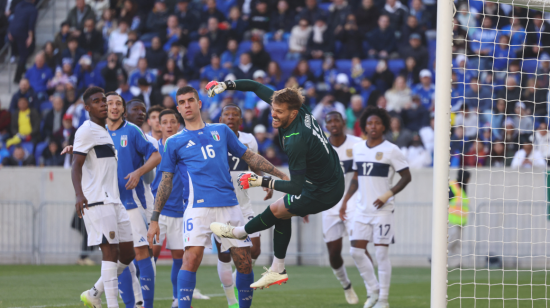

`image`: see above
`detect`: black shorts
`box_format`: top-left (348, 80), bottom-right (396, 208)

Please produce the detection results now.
top-left (283, 180), bottom-right (345, 217)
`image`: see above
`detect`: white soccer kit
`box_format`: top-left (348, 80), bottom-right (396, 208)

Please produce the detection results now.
top-left (229, 131), bottom-right (260, 239)
top-left (322, 134), bottom-right (363, 243)
top-left (73, 120), bottom-right (133, 246)
top-left (350, 140), bottom-right (409, 244)
top-left (140, 134), bottom-right (159, 223)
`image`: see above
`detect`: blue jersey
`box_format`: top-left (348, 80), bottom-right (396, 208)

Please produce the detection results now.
top-left (412, 84), bottom-right (435, 109)
top-left (152, 138), bottom-right (188, 217)
top-left (108, 121), bottom-right (158, 210)
top-left (159, 123), bottom-right (247, 208)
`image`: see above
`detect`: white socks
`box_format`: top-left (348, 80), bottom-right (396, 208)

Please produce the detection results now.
top-left (92, 260), bottom-right (129, 298)
top-left (218, 260), bottom-right (238, 305)
top-left (129, 261), bottom-right (144, 304)
top-left (101, 261), bottom-right (119, 308)
top-left (375, 245), bottom-right (391, 302)
top-left (350, 247), bottom-right (379, 294)
top-left (270, 256), bottom-right (285, 273)
top-left (332, 264), bottom-right (351, 288)
top-left (232, 226), bottom-right (248, 239)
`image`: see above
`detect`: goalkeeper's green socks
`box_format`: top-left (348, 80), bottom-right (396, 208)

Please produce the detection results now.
top-left (243, 206), bottom-right (292, 260)
top-left (244, 206), bottom-right (278, 234)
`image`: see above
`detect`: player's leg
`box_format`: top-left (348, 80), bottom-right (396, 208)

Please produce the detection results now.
top-left (171, 249), bottom-right (184, 307)
top-left (350, 219), bottom-right (380, 308)
top-left (372, 215), bottom-right (394, 308)
top-left (230, 246), bottom-right (255, 308)
top-left (322, 215), bottom-right (354, 291)
top-left (178, 245), bottom-right (204, 308)
top-left (326, 237), bottom-right (359, 304)
top-left (250, 236), bottom-right (261, 265)
top-left (215, 239), bottom-right (239, 308)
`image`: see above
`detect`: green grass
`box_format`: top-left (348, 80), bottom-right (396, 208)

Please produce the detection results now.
top-left (0, 265), bottom-right (547, 308)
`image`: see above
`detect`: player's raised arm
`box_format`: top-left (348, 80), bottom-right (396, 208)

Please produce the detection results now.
top-left (205, 79), bottom-right (275, 104)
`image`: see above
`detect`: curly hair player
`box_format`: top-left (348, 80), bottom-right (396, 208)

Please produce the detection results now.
top-left (207, 79), bottom-right (345, 290)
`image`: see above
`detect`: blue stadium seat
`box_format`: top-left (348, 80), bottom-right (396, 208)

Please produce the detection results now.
top-left (308, 59), bottom-right (323, 77)
top-left (237, 40), bottom-right (252, 55)
top-left (34, 141), bottom-right (48, 165)
top-left (279, 60), bottom-right (298, 79)
top-left (265, 41), bottom-right (288, 63)
top-left (336, 60), bottom-right (352, 74)
top-left (361, 60), bottom-right (378, 77)
top-left (319, 3), bottom-right (331, 11)
top-left (388, 59), bottom-right (405, 76)
top-left (9, 141), bottom-right (34, 157)
top-left (522, 59), bottom-right (538, 73)
top-left (186, 42), bottom-right (201, 62)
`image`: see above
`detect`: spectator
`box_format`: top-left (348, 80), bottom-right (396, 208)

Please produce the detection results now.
top-left (312, 94), bottom-right (346, 130)
top-left (49, 60), bottom-right (77, 89)
top-left (532, 122), bottom-right (550, 159)
top-left (265, 147), bottom-right (283, 166)
top-left (450, 126), bottom-right (467, 162)
top-left (10, 79), bottom-right (38, 113)
top-left (96, 9), bottom-right (117, 40)
top-left (201, 0), bottom-right (226, 23)
top-left (198, 18), bottom-right (226, 55)
top-left (306, 16), bottom-right (333, 59)
top-left (402, 133), bottom-right (432, 168)
top-left (250, 41), bottom-right (271, 71)
top-left (523, 12), bottom-right (550, 58)
top-left (167, 43), bottom-right (187, 72)
top-left (43, 42), bottom-right (57, 72)
top-left (157, 58), bottom-right (183, 89)
top-left (510, 142), bottom-right (546, 169)
top-left (122, 31), bottom-right (146, 72)
top-left (503, 119), bottom-right (519, 161)
top-left (225, 6), bottom-right (247, 42)
top-left (371, 59), bottom-right (394, 93)
top-left (42, 95), bottom-right (66, 142)
top-left (249, 0), bottom-right (271, 36)
top-left (463, 139), bottom-right (488, 167)
top-left (335, 14), bottom-right (362, 59)
top-left (464, 76), bottom-right (493, 112)
top-left (116, 75), bottom-right (140, 102)
top-left (221, 39), bottom-right (240, 69)
top-left (399, 33), bottom-right (428, 69)
top-left (145, 37), bottom-right (168, 71)
top-left (409, 0), bottom-right (431, 30)
top-left (385, 75), bottom-right (411, 113)
top-left (359, 77), bottom-right (380, 107)
top-left (40, 140), bottom-right (64, 166)
top-left (53, 113), bottom-right (76, 148)
top-left (6, 97), bottom-right (40, 148)
top-left (163, 15), bottom-right (184, 51)
top-left (101, 53), bottom-right (126, 92)
top-left (78, 18), bottom-right (103, 60)
top-left (136, 78), bottom-right (163, 110)
top-left (328, 0), bottom-right (351, 33)
top-left (356, 0), bottom-right (379, 33)
top-left (412, 69), bottom-right (435, 110)
top-left (299, 0), bottom-right (326, 26)
top-left (144, 0), bottom-right (170, 40)
top-left (455, 3), bottom-right (477, 33)
top-left (400, 56), bottom-right (420, 87)
top-left (419, 115), bottom-right (434, 154)
top-left (162, 95), bottom-right (177, 113)
top-left (452, 17), bottom-right (468, 55)
top-left (469, 18), bottom-right (498, 69)
top-left (86, 0), bottom-right (109, 20)
top-left (493, 35), bottom-right (511, 72)
top-left (254, 124), bottom-right (272, 155)
top-left (192, 36), bottom-right (213, 75)
top-left (288, 18), bottom-right (312, 60)
top-left (454, 104), bottom-right (479, 139)
top-left (119, 0), bottom-right (140, 30)
top-left (60, 37), bottom-right (86, 69)
top-left (108, 20), bottom-right (129, 54)
top-left (320, 56), bottom-right (339, 87)
top-left (332, 73), bottom-right (352, 107)
top-left (500, 17), bottom-right (526, 55)
top-left (401, 95), bottom-right (429, 132)
top-left (487, 141), bottom-right (506, 167)
top-left (366, 15), bottom-right (397, 59)
top-left (1, 145), bottom-right (35, 166)
top-left (25, 52), bottom-right (53, 102)
top-left (129, 58), bottom-right (156, 87)
top-left (66, 0), bottom-right (96, 31)
top-left (381, 0), bottom-right (408, 33)
top-left (512, 102), bottom-right (534, 143)
top-left (233, 52), bottom-right (258, 80)
top-left (200, 54), bottom-right (228, 82)
top-left (176, 0), bottom-right (199, 41)
top-left (346, 95), bottom-right (364, 132)
top-left (54, 21), bottom-right (71, 55)
top-left (76, 55), bottom-right (103, 91)
top-left (270, 0), bottom-right (295, 34)
top-left (496, 76), bottom-right (521, 114)
top-left (385, 116), bottom-right (413, 148)
top-left (242, 109), bottom-right (259, 134)
top-left (8, 0), bottom-right (37, 83)
top-left (303, 81), bottom-right (318, 107)
top-left (266, 61), bottom-right (285, 89)
top-left (292, 59), bottom-right (316, 87)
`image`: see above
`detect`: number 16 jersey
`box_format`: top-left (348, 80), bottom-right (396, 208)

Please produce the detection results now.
top-left (352, 140), bottom-right (409, 218)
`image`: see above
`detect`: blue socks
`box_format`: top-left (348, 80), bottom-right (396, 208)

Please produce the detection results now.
top-left (119, 267), bottom-right (135, 307)
top-left (236, 270), bottom-right (255, 308)
top-left (136, 258), bottom-right (155, 308)
top-left (177, 270), bottom-right (196, 308)
top-left (171, 258), bottom-right (183, 300)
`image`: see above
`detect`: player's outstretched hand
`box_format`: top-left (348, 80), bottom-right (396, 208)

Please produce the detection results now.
top-left (238, 172), bottom-right (262, 189)
top-left (205, 80), bottom-right (235, 97)
top-left (147, 220), bottom-right (160, 249)
top-left (263, 187), bottom-right (274, 201)
top-left (75, 194), bottom-right (88, 218)
top-left (124, 170), bottom-right (141, 190)
top-left (61, 145), bottom-right (73, 155)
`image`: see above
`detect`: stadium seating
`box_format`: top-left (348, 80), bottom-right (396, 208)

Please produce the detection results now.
top-left (265, 41), bottom-right (289, 63)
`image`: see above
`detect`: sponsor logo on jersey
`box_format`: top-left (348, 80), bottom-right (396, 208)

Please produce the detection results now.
top-left (121, 135), bottom-right (128, 147)
top-left (346, 149), bottom-right (353, 157)
top-left (112, 133), bottom-right (116, 136)
top-left (211, 131), bottom-right (220, 141)
top-left (109, 231), bottom-right (115, 239)
top-left (197, 199), bottom-right (204, 203)
top-left (376, 152), bottom-right (383, 160)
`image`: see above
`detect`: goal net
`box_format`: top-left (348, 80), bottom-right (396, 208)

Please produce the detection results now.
top-left (443, 0), bottom-right (550, 306)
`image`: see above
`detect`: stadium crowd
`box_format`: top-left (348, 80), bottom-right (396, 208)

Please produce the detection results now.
top-left (0, 0), bottom-right (549, 169)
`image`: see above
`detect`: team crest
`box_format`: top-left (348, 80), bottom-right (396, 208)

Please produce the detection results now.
top-left (121, 135), bottom-right (128, 147)
top-left (109, 231), bottom-right (115, 239)
top-left (346, 149), bottom-right (353, 158)
top-left (376, 152), bottom-right (383, 160)
top-left (211, 131), bottom-right (220, 141)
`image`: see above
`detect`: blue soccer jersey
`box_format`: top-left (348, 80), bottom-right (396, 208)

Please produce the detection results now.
top-left (152, 138), bottom-right (188, 217)
top-left (159, 123), bottom-right (247, 208)
top-left (108, 120), bottom-right (158, 210)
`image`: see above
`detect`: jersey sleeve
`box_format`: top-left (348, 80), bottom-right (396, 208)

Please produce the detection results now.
top-left (225, 126), bottom-right (247, 158)
top-left (391, 145), bottom-right (409, 172)
top-left (132, 126), bottom-right (158, 160)
top-left (159, 137), bottom-right (178, 174)
top-left (287, 137), bottom-right (308, 174)
top-left (73, 126), bottom-right (95, 155)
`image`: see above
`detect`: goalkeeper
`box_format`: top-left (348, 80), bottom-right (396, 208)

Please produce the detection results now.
top-left (208, 79), bottom-right (345, 289)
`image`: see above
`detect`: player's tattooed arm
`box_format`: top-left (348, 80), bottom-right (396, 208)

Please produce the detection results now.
top-left (242, 149), bottom-right (289, 180)
top-left (230, 247), bottom-right (252, 274)
top-left (153, 172), bottom-right (174, 214)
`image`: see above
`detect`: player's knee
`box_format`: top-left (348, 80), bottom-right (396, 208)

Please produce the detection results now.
top-left (218, 251), bottom-right (231, 263)
top-left (350, 247), bottom-right (365, 259)
top-left (250, 245), bottom-right (261, 260)
top-left (101, 244), bottom-right (120, 262)
top-left (183, 249), bottom-right (203, 271)
top-left (328, 250), bottom-right (342, 264)
top-left (375, 245), bottom-right (389, 263)
top-left (134, 246), bottom-right (150, 261)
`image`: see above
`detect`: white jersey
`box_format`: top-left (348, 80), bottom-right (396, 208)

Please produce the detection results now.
top-left (324, 134), bottom-right (363, 216)
top-left (141, 134), bottom-right (159, 222)
top-left (352, 140), bottom-right (409, 217)
top-left (228, 131), bottom-right (258, 209)
top-left (73, 120), bottom-right (121, 205)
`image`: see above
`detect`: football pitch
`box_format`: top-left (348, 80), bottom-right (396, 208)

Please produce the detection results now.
top-left (0, 265), bottom-right (547, 308)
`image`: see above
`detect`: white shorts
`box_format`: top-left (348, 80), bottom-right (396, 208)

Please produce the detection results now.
top-left (127, 207), bottom-right (149, 247)
top-left (153, 215), bottom-right (184, 250)
top-left (240, 204), bottom-right (260, 239)
top-left (350, 214), bottom-right (394, 245)
top-left (322, 214), bottom-right (352, 243)
top-left (133, 189), bottom-right (153, 224)
top-left (183, 205), bottom-right (252, 252)
top-left (83, 203), bottom-right (133, 246)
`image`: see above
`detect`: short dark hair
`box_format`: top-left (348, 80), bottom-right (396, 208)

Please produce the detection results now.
top-left (272, 87), bottom-right (303, 111)
top-left (221, 103), bottom-right (242, 117)
top-left (175, 86), bottom-right (199, 102)
top-left (359, 106), bottom-right (391, 134)
top-left (83, 86), bottom-right (105, 105)
top-left (147, 105), bottom-right (165, 119)
top-left (127, 98), bottom-right (145, 108)
top-left (159, 109), bottom-right (177, 122)
top-left (105, 91), bottom-right (126, 114)
top-left (325, 110), bottom-right (344, 122)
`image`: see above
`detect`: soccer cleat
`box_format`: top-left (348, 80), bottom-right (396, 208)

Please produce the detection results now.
top-left (364, 292), bottom-right (379, 308)
top-left (343, 284), bottom-right (359, 304)
top-left (250, 267), bottom-right (288, 290)
top-left (172, 298), bottom-right (178, 308)
top-left (80, 290), bottom-right (102, 308)
top-left (135, 300), bottom-right (144, 308)
top-left (372, 301), bottom-right (389, 308)
top-left (193, 289), bottom-right (211, 300)
top-left (228, 304), bottom-right (239, 308)
top-left (210, 222), bottom-right (247, 240)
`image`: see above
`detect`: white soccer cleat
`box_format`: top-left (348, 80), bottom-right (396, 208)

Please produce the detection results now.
top-left (364, 292), bottom-right (379, 308)
top-left (192, 289), bottom-right (211, 300)
top-left (210, 222), bottom-right (247, 240)
top-left (80, 290), bottom-right (102, 308)
top-left (250, 267), bottom-right (288, 290)
top-left (344, 284), bottom-right (359, 304)
top-left (171, 298), bottom-right (178, 308)
top-left (372, 300), bottom-right (389, 308)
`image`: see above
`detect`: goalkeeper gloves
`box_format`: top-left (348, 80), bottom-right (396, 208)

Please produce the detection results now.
top-left (205, 80), bottom-right (236, 97)
top-left (237, 172), bottom-right (274, 190)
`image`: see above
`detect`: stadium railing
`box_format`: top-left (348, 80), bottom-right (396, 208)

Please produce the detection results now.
top-left (0, 201), bottom-right (36, 264)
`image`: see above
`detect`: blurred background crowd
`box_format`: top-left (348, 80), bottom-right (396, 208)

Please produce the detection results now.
top-left (0, 0), bottom-right (549, 170)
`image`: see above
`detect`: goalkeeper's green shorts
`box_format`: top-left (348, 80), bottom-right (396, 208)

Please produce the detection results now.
top-left (283, 180), bottom-right (345, 217)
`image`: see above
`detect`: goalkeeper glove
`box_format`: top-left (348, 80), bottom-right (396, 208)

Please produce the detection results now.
top-left (205, 80), bottom-right (236, 97)
top-left (237, 172), bottom-right (274, 190)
